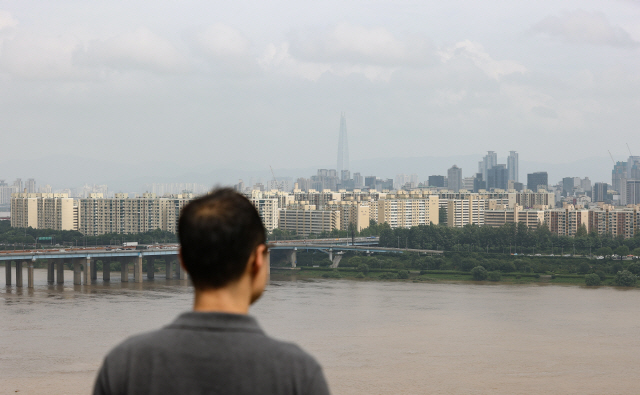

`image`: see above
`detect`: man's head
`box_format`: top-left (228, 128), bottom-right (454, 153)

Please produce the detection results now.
top-left (178, 188), bottom-right (267, 295)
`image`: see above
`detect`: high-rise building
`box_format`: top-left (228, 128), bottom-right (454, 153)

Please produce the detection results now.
top-left (428, 175), bottom-right (445, 188)
top-left (365, 176), bottom-right (377, 188)
top-left (447, 165), bottom-right (462, 192)
top-left (487, 164), bottom-right (508, 190)
top-left (478, 151), bottom-right (497, 181)
top-left (593, 182), bottom-right (608, 203)
top-left (612, 161), bottom-right (627, 194)
top-left (26, 178), bottom-right (36, 193)
top-left (337, 113), bottom-right (349, 175)
top-left (562, 177), bottom-right (575, 197)
top-left (13, 178), bottom-right (22, 192)
top-left (527, 172), bottom-right (548, 192)
top-left (507, 151), bottom-right (519, 182)
top-left (473, 173), bottom-right (486, 192)
top-left (627, 180), bottom-right (640, 205)
top-left (353, 173), bottom-right (364, 189)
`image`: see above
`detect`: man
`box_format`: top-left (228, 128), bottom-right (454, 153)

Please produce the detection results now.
top-left (93, 188), bottom-right (330, 395)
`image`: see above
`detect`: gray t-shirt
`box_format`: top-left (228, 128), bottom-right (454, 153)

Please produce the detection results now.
top-left (93, 312), bottom-right (330, 395)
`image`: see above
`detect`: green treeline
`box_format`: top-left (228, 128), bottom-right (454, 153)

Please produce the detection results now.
top-left (0, 220), bottom-right (177, 249)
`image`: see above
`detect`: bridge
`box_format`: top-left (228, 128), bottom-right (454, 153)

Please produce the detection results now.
top-left (269, 237), bottom-right (442, 268)
top-left (0, 236), bottom-right (443, 288)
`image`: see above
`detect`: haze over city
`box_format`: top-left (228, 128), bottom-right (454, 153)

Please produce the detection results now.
top-left (1, 0), bottom-right (639, 190)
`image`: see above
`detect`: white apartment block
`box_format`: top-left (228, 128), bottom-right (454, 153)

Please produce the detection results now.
top-left (250, 197), bottom-right (279, 233)
top-left (484, 205), bottom-right (544, 229)
top-left (325, 201), bottom-right (370, 231)
top-left (79, 193), bottom-right (192, 236)
top-left (278, 209), bottom-right (340, 236)
top-left (588, 205), bottom-right (639, 239)
top-left (447, 197), bottom-right (485, 227)
top-left (11, 193), bottom-right (77, 231)
top-left (377, 195), bottom-right (439, 229)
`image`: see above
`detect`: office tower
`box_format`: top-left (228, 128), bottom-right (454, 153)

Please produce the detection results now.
top-left (527, 172), bottom-right (548, 192)
top-left (473, 173), bottom-right (486, 192)
top-left (341, 170), bottom-right (350, 181)
top-left (593, 182), bottom-right (608, 203)
top-left (337, 113), bottom-right (349, 175)
top-left (627, 156), bottom-right (640, 179)
top-left (562, 177), bottom-right (575, 197)
top-left (365, 176), bottom-right (377, 188)
top-left (13, 178), bottom-right (22, 192)
top-left (612, 161), bottom-right (627, 193)
top-left (487, 164), bottom-right (508, 190)
top-left (428, 175), bottom-right (445, 188)
top-left (507, 151), bottom-right (519, 182)
top-left (447, 165), bottom-right (462, 192)
top-left (478, 151), bottom-right (497, 181)
top-left (26, 178), bottom-right (36, 193)
top-left (581, 177), bottom-right (592, 192)
top-left (353, 173), bottom-right (364, 188)
top-left (626, 180), bottom-right (640, 205)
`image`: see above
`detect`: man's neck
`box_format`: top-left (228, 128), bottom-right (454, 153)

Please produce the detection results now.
top-left (193, 283), bottom-right (251, 315)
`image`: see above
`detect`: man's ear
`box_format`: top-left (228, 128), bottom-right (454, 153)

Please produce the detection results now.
top-left (251, 244), bottom-right (268, 275)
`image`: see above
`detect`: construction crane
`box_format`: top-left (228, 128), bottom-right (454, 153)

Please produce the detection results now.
top-left (608, 150), bottom-right (616, 165)
top-left (627, 143), bottom-right (633, 156)
top-left (269, 165), bottom-right (281, 191)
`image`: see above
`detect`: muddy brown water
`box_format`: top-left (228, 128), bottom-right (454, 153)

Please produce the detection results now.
top-left (1, 268), bottom-right (640, 394)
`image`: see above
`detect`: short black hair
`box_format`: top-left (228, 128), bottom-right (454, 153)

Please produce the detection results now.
top-left (178, 188), bottom-right (266, 289)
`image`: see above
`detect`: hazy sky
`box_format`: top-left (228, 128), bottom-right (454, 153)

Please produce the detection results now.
top-left (1, 1), bottom-right (639, 180)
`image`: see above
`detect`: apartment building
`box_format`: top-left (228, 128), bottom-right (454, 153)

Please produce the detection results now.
top-left (79, 193), bottom-right (192, 236)
top-left (544, 206), bottom-right (590, 237)
top-left (278, 208), bottom-right (340, 236)
top-left (484, 205), bottom-right (544, 229)
top-left (589, 205), bottom-right (639, 239)
top-left (11, 193), bottom-right (77, 231)
top-left (377, 194), bottom-right (439, 229)
top-left (447, 196), bottom-right (485, 227)
top-left (325, 201), bottom-right (370, 231)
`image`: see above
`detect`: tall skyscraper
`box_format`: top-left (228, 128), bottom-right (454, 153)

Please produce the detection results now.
top-left (593, 182), bottom-right (608, 203)
top-left (507, 151), bottom-right (519, 182)
top-left (448, 165), bottom-right (462, 192)
top-left (26, 178), bottom-right (36, 193)
top-left (478, 151), bottom-right (497, 181)
top-left (487, 164), bottom-right (508, 190)
top-left (337, 113), bottom-right (349, 175)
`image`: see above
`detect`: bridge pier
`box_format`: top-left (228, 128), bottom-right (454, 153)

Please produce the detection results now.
top-left (5, 261), bottom-right (11, 286)
top-left (16, 261), bottom-right (23, 287)
top-left (330, 255), bottom-right (343, 269)
top-left (176, 261), bottom-right (188, 280)
top-left (73, 259), bottom-right (81, 285)
top-left (91, 260), bottom-right (98, 282)
top-left (82, 258), bottom-right (93, 285)
top-left (121, 260), bottom-right (129, 282)
top-left (286, 249), bottom-right (297, 268)
top-left (134, 255), bottom-right (143, 283)
top-left (57, 260), bottom-right (65, 284)
top-left (146, 258), bottom-right (155, 280)
top-left (103, 259), bottom-right (111, 282)
top-left (27, 260), bottom-right (34, 288)
top-left (47, 261), bottom-right (55, 284)
top-left (165, 260), bottom-right (173, 279)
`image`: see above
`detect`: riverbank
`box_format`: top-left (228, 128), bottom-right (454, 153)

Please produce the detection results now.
top-left (270, 267), bottom-right (629, 287)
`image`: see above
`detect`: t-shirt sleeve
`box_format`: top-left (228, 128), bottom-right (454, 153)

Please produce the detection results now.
top-left (93, 358), bottom-right (112, 395)
top-left (305, 366), bottom-right (331, 395)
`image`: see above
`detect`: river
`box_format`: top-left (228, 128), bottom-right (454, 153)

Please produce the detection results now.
top-left (1, 268), bottom-right (640, 394)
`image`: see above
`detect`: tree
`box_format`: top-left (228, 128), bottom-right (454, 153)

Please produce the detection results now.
top-left (585, 273), bottom-right (601, 286)
top-left (596, 247), bottom-right (613, 257)
top-left (627, 262), bottom-right (640, 275)
top-left (357, 263), bottom-right (369, 275)
top-left (614, 270), bottom-right (637, 287)
top-left (471, 266), bottom-right (488, 281)
top-left (397, 270), bottom-right (409, 279)
top-left (614, 245), bottom-right (630, 259)
top-left (575, 224), bottom-right (588, 238)
top-left (577, 262), bottom-right (591, 275)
